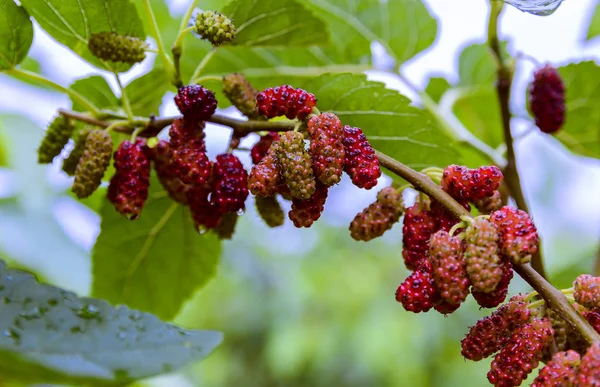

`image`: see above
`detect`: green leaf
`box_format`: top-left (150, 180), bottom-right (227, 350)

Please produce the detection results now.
top-left (19, 0), bottom-right (145, 72)
top-left (586, 2), bottom-right (600, 41)
top-left (0, 0), bottom-right (34, 70)
top-left (223, 0), bottom-right (329, 47)
top-left (70, 76), bottom-right (119, 112)
top-left (500, 0), bottom-right (565, 16)
top-left (300, 73), bottom-right (458, 169)
top-left (425, 76), bottom-right (451, 104)
top-left (0, 259), bottom-right (222, 385)
top-left (125, 69), bottom-right (170, 116)
top-left (552, 61), bottom-right (600, 159)
top-left (451, 85), bottom-right (503, 148)
top-left (458, 43), bottom-right (499, 86)
top-left (92, 184), bottom-right (222, 321)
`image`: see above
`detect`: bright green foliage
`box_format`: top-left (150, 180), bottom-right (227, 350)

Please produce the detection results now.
top-left (301, 73), bottom-right (458, 169)
top-left (0, 259), bottom-right (222, 385)
top-left (223, 0), bottom-right (328, 47)
top-left (19, 0), bottom-right (145, 72)
top-left (553, 61), bottom-right (600, 159)
top-left (92, 181), bottom-right (222, 321)
top-left (124, 69), bottom-right (170, 116)
top-left (0, 0), bottom-right (33, 70)
top-left (587, 2), bottom-right (600, 41)
top-left (425, 77), bottom-right (452, 103)
top-left (69, 76), bottom-right (119, 112)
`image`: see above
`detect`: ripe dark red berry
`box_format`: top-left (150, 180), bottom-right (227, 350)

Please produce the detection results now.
top-left (428, 230), bottom-right (470, 307)
top-left (529, 64), bottom-right (565, 134)
top-left (251, 132), bottom-right (279, 164)
top-left (307, 112), bottom-right (345, 186)
top-left (490, 206), bottom-right (539, 265)
top-left (107, 139), bottom-right (151, 220)
top-left (341, 126), bottom-right (381, 189)
top-left (211, 153), bottom-right (249, 213)
top-left (395, 260), bottom-right (440, 313)
top-left (288, 182), bottom-right (328, 228)
top-left (349, 187), bottom-right (404, 241)
top-left (487, 318), bottom-right (554, 387)
top-left (169, 117), bottom-right (206, 151)
top-left (256, 85), bottom-right (317, 120)
top-left (461, 299), bottom-right (531, 361)
top-left (574, 274), bottom-right (600, 310)
top-left (441, 165), bottom-right (503, 202)
top-left (187, 178), bottom-right (223, 230)
top-left (174, 85), bottom-right (217, 120)
top-left (149, 140), bottom-right (192, 204)
top-left (168, 118), bottom-right (212, 187)
top-left (402, 203), bottom-right (436, 271)
top-left (532, 350), bottom-right (580, 387)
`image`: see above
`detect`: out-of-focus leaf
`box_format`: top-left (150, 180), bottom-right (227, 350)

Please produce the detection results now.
top-left (425, 76), bottom-right (451, 103)
top-left (451, 86), bottom-right (503, 148)
top-left (457, 43), bottom-right (502, 86)
top-left (222, 0), bottom-right (329, 47)
top-left (300, 73), bottom-right (459, 169)
top-left (0, 0), bottom-right (33, 70)
top-left (586, 2), bottom-right (600, 41)
top-left (125, 69), bottom-right (169, 116)
top-left (551, 61), bottom-right (600, 159)
top-left (0, 259), bottom-right (222, 385)
top-left (92, 183), bottom-right (222, 321)
top-left (19, 0), bottom-right (145, 72)
top-left (70, 76), bottom-right (119, 112)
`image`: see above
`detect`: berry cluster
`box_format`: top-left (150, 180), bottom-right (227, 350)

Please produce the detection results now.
top-left (88, 32), bottom-right (148, 65)
top-left (193, 11), bottom-right (236, 46)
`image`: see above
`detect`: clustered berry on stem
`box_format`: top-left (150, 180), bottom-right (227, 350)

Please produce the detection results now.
top-left (528, 64), bottom-right (566, 134)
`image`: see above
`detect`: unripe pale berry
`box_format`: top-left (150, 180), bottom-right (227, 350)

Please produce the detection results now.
top-left (88, 32), bottom-right (147, 64)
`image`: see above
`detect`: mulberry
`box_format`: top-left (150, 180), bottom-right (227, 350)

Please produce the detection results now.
top-left (474, 190), bottom-right (503, 215)
top-left (471, 262), bottom-right (513, 308)
top-left (428, 231), bottom-right (470, 306)
top-left (532, 350), bottom-right (580, 387)
top-left (256, 85), bottom-right (317, 120)
top-left (288, 182), bottom-right (328, 228)
top-left (341, 125), bottom-right (381, 189)
top-left (211, 154), bottom-right (249, 213)
top-left (578, 343), bottom-right (600, 386)
top-left (88, 32), bottom-right (147, 65)
top-left (307, 113), bottom-right (345, 186)
top-left (223, 73), bottom-right (259, 119)
top-left (490, 206), bottom-right (539, 265)
top-left (62, 128), bottom-right (90, 176)
top-left (573, 274), bottom-right (600, 310)
top-left (248, 141), bottom-right (283, 197)
top-left (255, 196), bottom-right (284, 228)
top-left (487, 318), bottom-right (554, 387)
top-left (188, 183), bottom-right (222, 230)
top-left (464, 218), bottom-right (504, 294)
top-left (441, 164), bottom-right (503, 202)
top-left (251, 132), bottom-right (279, 164)
top-left (402, 203), bottom-right (437, 271)
top-left (150, 140), bottom-right (192, 204)
top-left (194, 11), bottom-right (236, 46)
top-left (37, 115), bottom-right (75, 164)
top-left (277, 131), bottom-right (316, 199)
top-left (395, 260), bottom-right (440, 313)
top-left (461, 299), bottom-right (531, 361)
top-left (529, 65), bottom-right (566, 134)
top-left (214, 213), bottom-right (238, 240)
top-left (71, 130), bottom-right (113, 199)
top-left (174, 85), bottom-right (217, 121)
top-left (349, 187), bottom-right (403, 241)
top-left (168, 117), bottom-right (206, 150)
top-left (107, 139), bottom-right (151, 220)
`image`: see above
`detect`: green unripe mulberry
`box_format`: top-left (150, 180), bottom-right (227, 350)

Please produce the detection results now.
top-left (464, 218), bottom-right (504, 294)
top-left (72, 130), bottom-right (113, 199)
top-left (62, 128), bottom-right (91, 176)
top-left (88, 32), bottom-right (147, 65)
top-left (194, 11), bottom-right (236, 46)
top-left (223, 73), bottom-right (259, 119)
top-left (277, 131), bottom-right (316, 200)
top-left (255, 196), bottom-right (284, 228)
top-left (37, 115), bottom-right (75, 164)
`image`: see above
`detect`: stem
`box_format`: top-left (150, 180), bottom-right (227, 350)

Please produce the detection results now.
top-left (142, 0), bottom-right (177, 86)
top-left (115, 73), bottom-right (134, 122)
top-left (190, 47), bottom-right (217, 84)
top-left (171, 0), bottom-right (200, 88)
top-left (7, 68), bottom-right (100, 116)
top-left (487, 0), bottom-right (547, 278)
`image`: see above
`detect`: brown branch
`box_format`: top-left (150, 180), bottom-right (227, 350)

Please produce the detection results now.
top-left (487, 2), bottom-right (547, 278)
top-left (56, 107), bottom-right (600, 343)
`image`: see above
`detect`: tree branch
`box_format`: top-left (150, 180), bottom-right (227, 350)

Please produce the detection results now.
top-left (487, 0), bottom-right (547, 278)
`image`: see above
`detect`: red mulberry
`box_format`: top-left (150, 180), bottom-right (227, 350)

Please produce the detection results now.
top-left (532, 350), bottom-right (580, 387)
top-left (402, 203), bottom-right (436, 271)
top-left (211, 153), bottom-right (249, 213)
top-left (256, 85), bottom-right (316, 120)
top-left (574, 274), bottom-right (600, 310)
top-left (188, 183), bottom-right (222, 230)
top-left (529, 65), bottom-right (565, 134)
top-left (441, 164), bottom-right (503, 202)
top-left (487, 318), bottom-right (554, 387)
top-left (251, 132), bottom-right (279, 164)
top-left (490, 206), bottom-right (539, 265)
top-left (461, 299), bottom-right (531, 361)
top-left (474, 190), bottom-right (503, 215)
top-left (174, 85), bottom-right (217, 121)
top-left (307, 113), bottom-right (345, 186)
top-left (578, 342), bottom-right (600, 386)
top-left (342, 125), bottom-right (381, 189)
top-left (248, 141), bottom-right (283, 197)
top-left (428, 231), bottom-right (470, 307)
top-left (107, 139), bottom-right (151, 220)
top-left (395, 260), bottom-right (440, 313)
top-left (349, 187), bottom-right (404, 241)
top-left (150, 140), bottom-right (192, 204)
top-left (288, 182), bottom-right (328, 228)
